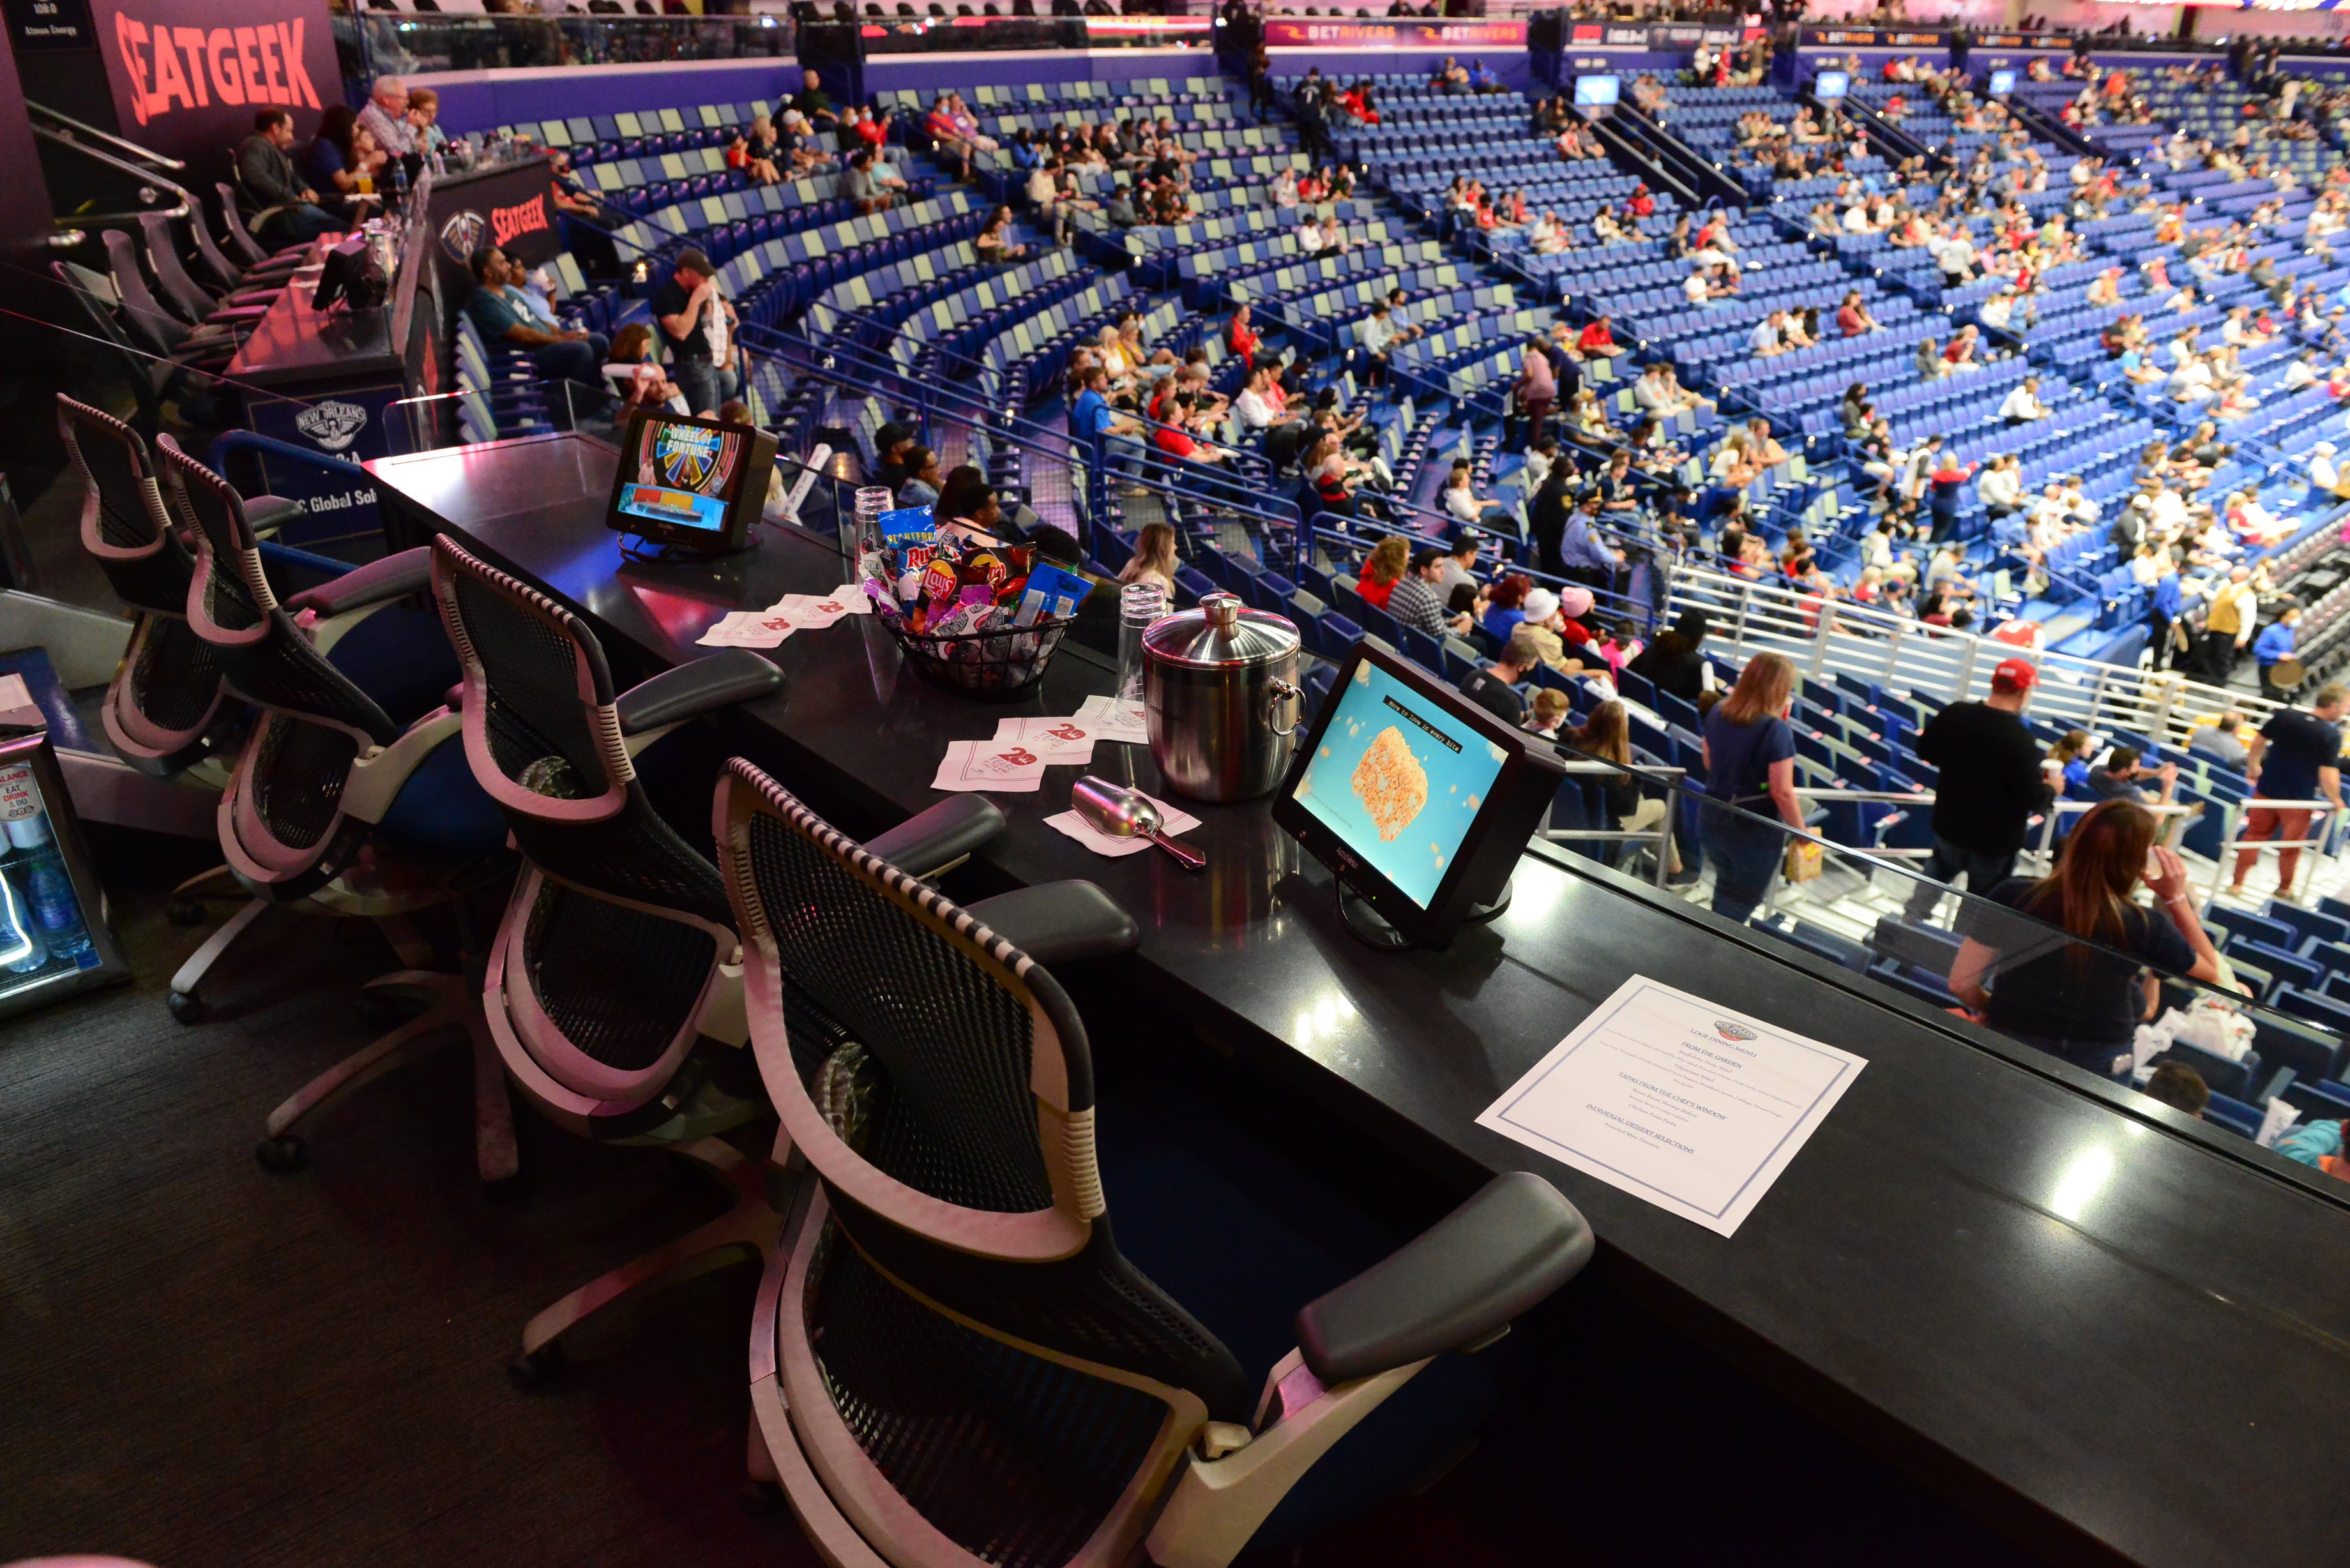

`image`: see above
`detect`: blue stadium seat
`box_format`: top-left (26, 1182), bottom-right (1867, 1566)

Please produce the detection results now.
top-left (2201, 1093), bottom-right (2263, 1139)
top-left (2266, 903), bottom-right (2350, 953)
top-left (2235, 940), bottom-right (2319, 999)
top-left (2155, 1042), bottom-right (2263, 1104)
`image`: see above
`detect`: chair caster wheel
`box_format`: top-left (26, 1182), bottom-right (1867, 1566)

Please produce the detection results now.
top-left (255, 1134), bottom-right (308, 1172)
top-left (354, 990), bottom-right (409, 1030)
top-left (165, 898), bottom-right (206, 926)
top-left (738, 1481), bottom-right (783, 1517)
top-left (167, 991), bottom-right (206, 1025)
top-left (508, 1342), bottom-right (566, 1389)
top-left (481, 1170), bottom-right (531, 1204)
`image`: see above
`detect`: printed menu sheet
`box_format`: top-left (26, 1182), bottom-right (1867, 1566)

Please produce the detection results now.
top-left (1478, 976), bottom-right (1865, 1238)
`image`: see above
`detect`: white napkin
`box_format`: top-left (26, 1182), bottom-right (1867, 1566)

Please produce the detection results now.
top-left (932, 739), bottom-right (1049, 793)
top-left (768, 591), bottom-right (861, 629)
top-left (994, 714), bottom-right (1098, 765)
top-left (1073, 692), bottom-right (1149, 744)
top-left (1045, 791), bottom-right (1201, 857)
top-left (696, 610), bottom-right (795, 648)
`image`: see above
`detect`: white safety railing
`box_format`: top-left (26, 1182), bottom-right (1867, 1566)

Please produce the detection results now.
top-left (2204, 798), bottom-right (2345, 910)
top-left (1660, 559), bottom-right (2289, 751)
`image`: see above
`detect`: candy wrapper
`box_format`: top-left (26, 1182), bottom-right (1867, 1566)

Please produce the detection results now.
top-left (1013, 562), bottom-right (1091, 628)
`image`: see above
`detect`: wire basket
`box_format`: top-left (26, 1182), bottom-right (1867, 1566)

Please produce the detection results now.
top-left (882, 613), bottom-right (1076, 700)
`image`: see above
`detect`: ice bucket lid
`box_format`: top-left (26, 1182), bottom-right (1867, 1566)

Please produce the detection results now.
top-left (1141, 591), bottom-right (1300, 670)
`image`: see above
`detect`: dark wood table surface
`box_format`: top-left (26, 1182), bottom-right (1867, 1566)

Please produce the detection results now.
top-left (371, 432), bottom-right (2350, 1568)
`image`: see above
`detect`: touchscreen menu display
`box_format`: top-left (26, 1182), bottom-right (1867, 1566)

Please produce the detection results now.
top-left (1291, 660), bottom-right (1510, 908)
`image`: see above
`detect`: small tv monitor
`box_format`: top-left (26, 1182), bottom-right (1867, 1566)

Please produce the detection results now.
top-left (1573, 74), bottom-right (1620, 109)
top-left (605, 407), bottom-right (777, 555)
top-left (1815, 69), bottom-right (1850, 100)
top-left (1274, 642), bottom-right (1566, 949)
top-left (1989, 68), bottom-right (2017, 96)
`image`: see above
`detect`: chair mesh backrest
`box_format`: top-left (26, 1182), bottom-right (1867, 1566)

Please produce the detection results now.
top-left (155, 436), bottom-right (398, 748)
top-left (216, 184), bottom-right (269, 266)
top-left (52, 264), bottom-right (162, 421)
top-left (186, 204), bottom-right (245, 291)
top-left (103, 229), bottom-right (188, 354)
top-left (58, 396), bottom-right (225, 754)
top-left (55, 396), bottom-right (198, 614)
top-left (720, 760), bottom-right (1250, 1415)
top-left (431, 535), bottom-right (731, 926)
top-left (140, 213), bottom-right (216, 324)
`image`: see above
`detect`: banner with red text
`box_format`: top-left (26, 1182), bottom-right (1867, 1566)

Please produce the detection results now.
top-left (1262, 17), bottom-right (1528, 50)
top-left (88, 0), bottom-right (336, 181)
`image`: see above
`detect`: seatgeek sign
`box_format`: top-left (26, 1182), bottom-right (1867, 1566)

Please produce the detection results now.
top-left (90, 0), bottom-right (337, 178)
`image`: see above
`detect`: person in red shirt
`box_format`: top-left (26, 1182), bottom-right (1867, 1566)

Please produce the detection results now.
top-left (1577, 315), bottom-right (1618, 356)
top-left (1227, 303), bottom-right (1259, 369)
top-left (1835, 290), bottom-right (1877, 336)
top-left (1626, 183), bottom-right (1654, 218)
top-left (851, 106), bottom-right (888, 152)
top-left (1356, 534), bottom-right (1407, 610)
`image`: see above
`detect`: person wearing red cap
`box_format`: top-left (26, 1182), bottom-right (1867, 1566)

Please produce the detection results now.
top-left (1902, 657), bottom-right (2054, 924)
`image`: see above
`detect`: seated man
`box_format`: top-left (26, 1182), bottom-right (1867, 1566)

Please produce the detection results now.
top-left (464, 246), bottom-right (609, 430)
top-left (236, 108), bottom-right (341, 246)
top-left (2086, 745), bottom-right (2179, 805)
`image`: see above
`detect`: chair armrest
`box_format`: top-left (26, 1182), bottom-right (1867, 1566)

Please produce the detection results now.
top-left (614, 648), bottom-right (782, 734)
top-left (865, 795), bottom-right (1006, 880)
top-left (246, 494), bottom-right (303, 537)
top-left (283, 547), bottom-right (431, 615)
top-left (965, 881), bottom-right (1139, 966)
top-left (1294, 1172), bottom-right (1591, 1385)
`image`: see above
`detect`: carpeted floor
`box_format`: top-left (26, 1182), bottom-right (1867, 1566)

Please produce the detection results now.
top-left (0, 825), bottom-right (2041, 1568)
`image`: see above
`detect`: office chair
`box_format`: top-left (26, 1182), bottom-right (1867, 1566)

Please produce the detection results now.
top-left (427, 535), bottom-right (1012, 1381)
top-left (715, 758), bottom-right (1593, 1567)
top-left (49, 262), bottom-right (224, 439)
top-left (153, 438), bottom-right (519, 1181)
top-left (55, 398), bottom-right (265, 763)
top-left (54, 396), bottom-right (303, 912)
top-left (102, 230), bottom-right (243, 372)
top-left (213, 182), bottom-right (315, 272)
top-left (185, 197), bottom-right (305, 298)
top-left (137, 213), bottom-right (280, 330)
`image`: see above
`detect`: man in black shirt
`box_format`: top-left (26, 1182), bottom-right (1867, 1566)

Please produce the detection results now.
top-left (652, 249), bottom-right (741, 416)
top-left (1902, 657), bottom-right (2054, 923)
top-left (235, 109), bottom-right (341, 246)
top-left (2230, 683), bottom-right (2347, 898)
top-left (1457, 631), bottom-right (1541, 727)
top-left (789, 69), bottom-right (840, 144)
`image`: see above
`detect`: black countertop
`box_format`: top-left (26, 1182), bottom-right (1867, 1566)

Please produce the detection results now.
top-left (225, 190), bottom-right (432, 391)
top-left (370, 433), bottom-right (2350, 1568)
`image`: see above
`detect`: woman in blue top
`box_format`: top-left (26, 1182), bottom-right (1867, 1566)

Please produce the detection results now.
top-left (1481, 573), bottom-right (1533, 646)
top-left (307, 105), bottom-right (383, 222)
top-left (1699, 652), bottom-right (1807, 923)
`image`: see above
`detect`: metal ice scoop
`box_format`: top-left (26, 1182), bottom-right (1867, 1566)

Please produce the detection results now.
top-left (1072, 775), bottom-right (1206, 871)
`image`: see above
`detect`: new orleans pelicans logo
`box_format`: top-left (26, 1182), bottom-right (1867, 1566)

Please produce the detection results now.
top-left (439, 209), bottom-right (486, 263)
top-left (1713, 1021), bottom-right (1758, 1042)
top-left (295, 399), bottom-right (367, 452)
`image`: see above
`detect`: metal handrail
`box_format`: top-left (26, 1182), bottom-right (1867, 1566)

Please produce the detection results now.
top-left (31, 125), bottom-right (192, 225)
top-left (28, 103), bottom-right (185, 174)
top-left (1664, 556), bottom-right (2286, 748)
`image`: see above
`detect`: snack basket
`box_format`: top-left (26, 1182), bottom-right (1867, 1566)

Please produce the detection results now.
top-left (879, 608), bottom-right (1077, 700)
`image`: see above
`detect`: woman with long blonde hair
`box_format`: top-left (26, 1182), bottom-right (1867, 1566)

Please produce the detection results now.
top-left (1697, 652), bottom-right (1805, 923)
top-left (1118, 522), bottom-right (1178, 594)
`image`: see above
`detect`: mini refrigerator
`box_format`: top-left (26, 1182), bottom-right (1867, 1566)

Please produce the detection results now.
top-left (0, 720), bottom-right (130, 1016)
